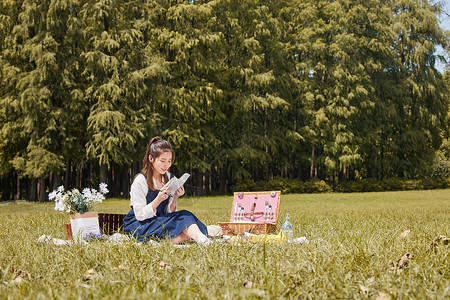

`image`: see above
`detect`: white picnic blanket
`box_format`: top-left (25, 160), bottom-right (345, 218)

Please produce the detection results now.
top-left (37, 232), bottom-right (134, 246)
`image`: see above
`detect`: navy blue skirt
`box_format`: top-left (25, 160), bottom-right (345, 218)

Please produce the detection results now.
top-left (123, 206), bottom-right (208, 242)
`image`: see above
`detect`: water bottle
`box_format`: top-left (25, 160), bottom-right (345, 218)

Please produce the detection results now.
top-left (281, 213), bottom-right (294, 243)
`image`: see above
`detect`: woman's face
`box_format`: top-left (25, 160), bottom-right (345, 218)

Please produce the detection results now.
top-left (150, 151), bottom-right (173, 176)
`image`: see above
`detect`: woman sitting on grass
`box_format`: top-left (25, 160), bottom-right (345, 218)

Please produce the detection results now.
top-left (123, 137), bottom-right (211, 245)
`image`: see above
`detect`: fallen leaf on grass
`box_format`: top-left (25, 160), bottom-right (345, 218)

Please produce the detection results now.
top-left (289, 280), bottom-right (301, 289)
top-left (112, 265), bottom-right (126, 271)
top-left (400, 229), bottom-right (411, 237)
top-left (12, 267), bottom-right (34, 281)
top-left (83, 269), bottom-right (95, 281)
top-left (376, 291), bottom-right (391, 300)
top-left (427, 235), bottom-right (449, 251)
top-left (398, 253), bottom-right (413, 268)
top-left (243, 280), bottom-right (253, 288)
top-left (391, 253), bottom-right (414, 274)
top-left (359, 285), bottom-right (369, 295)
top-left (159, 261), bottom-right (171, 270)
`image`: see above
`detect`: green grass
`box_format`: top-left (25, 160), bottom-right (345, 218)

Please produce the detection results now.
top-left (0, 190), bottom-right (449, 299)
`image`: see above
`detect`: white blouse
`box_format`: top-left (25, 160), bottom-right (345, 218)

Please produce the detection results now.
top-left (130, 173), bottom-right (176, 221)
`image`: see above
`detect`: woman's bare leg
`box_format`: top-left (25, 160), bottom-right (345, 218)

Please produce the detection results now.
top-left (171, 224), bottom-right (205, 244)
top-left (183, 224), bottom-right (204, 240)
top-left (171, 232), bottom-right (189, 244)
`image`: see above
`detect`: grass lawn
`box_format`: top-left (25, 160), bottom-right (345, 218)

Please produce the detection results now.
top-left (0, 189), bottom-right (449, 299)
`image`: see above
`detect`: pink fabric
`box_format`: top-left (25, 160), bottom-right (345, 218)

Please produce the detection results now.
top-left (230, 192), bottom-right (279, 223)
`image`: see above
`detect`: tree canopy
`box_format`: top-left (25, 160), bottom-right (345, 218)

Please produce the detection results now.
top-left (1, 0), bottom-right (448, 200)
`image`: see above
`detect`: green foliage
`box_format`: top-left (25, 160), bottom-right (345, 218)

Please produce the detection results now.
top-left (432, 157), bottom-right (450, 177)
top-left (302, 179), bottom-right (333, 193)
top-left (236, 177), bottom-right (333, 194)
top-left (334, 177), bottom-right (450, 193)
top-left (237, 176), bottom-right (449, 193)
top-left (0, 0), bottom-right (449, 198)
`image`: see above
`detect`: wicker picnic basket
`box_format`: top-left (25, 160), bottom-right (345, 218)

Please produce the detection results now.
top-left (218, 191), bottom-right (281, 236)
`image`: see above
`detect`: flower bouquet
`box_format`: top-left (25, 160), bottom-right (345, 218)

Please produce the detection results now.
top-left (49, 183), bottom-right (109, 214)
top-left (49, 183), bottom-right (109, 242)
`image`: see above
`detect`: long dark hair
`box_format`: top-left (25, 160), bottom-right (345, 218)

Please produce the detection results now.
top-left (141, 136), bottom-right (174, 190)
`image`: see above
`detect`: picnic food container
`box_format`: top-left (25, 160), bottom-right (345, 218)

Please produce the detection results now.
top-left (218, 191), bottom-right (281, 235)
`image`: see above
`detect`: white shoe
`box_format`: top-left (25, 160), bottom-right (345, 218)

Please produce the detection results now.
top-left (196, 234), bottom-right (213, 245)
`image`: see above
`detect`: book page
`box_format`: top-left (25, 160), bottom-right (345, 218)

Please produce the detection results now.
top-left (163, 173), bottom-right (190, 196)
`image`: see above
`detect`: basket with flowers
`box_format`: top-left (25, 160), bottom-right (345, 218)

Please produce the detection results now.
top-left (49, 183), bottom-right (109, 242)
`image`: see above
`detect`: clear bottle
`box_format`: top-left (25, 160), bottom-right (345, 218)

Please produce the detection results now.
top-left (281, 214), bottom-right (294, 243)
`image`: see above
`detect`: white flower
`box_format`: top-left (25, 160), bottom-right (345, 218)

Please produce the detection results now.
top-left (61, 194), bottom-right (68, 203)
top-left (99, 183), bottom-right (109, 194)
top-left (54, 199), bottom-right (65, 212)
top-left (82, 188), bottom-right (92, 200)
top-left (48, 190), bottom-right (57, 201)
top-left (50, 184), bottom-right (104, 214)
top-left (97, 193), bottom-right (105, 203)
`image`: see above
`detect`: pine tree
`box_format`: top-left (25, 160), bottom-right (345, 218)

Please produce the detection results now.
top-left (0, 0), bottom-right (83, 200)
top-left (383, 0), bottom-right (449, 177)
top-left (80, 0), bottom-right (150, 183)
top-left (208, 0), bottom-right (293, 187)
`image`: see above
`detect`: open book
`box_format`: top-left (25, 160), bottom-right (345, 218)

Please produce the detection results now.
top-left (163, 173), bottom-right (190, 196)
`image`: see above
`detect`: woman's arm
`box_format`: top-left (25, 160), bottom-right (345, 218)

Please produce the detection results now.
top-left (166, 197), bottom-right (177, 213)
top-left (131, 174), bottom-right (168, 221)
top-left (166, 186), bottom-right (185, 213)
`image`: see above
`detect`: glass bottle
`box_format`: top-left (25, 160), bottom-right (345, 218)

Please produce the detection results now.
top-left (281, 213), bottom-right (294, 243)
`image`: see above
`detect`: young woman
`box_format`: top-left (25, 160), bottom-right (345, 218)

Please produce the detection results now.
top-left (123, 137), bottom-right (211, 244)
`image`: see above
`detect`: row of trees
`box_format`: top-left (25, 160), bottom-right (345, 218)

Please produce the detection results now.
top-left (1, 0), bottom-right (449, 201)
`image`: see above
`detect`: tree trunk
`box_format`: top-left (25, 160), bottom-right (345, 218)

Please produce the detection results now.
top-left (3, 172), bottom-right (13, 200)
top-left (65, 160), bottom-right (71, 188)
top-left (77, 166), bottom-right (82, 189)
top-left (297, 160), bottom-right (302, 181)
top-left (202, 171), bottom-right (206, 195)
top-left (111, 165), bottom-right (116, 196)
top-left (29, 178), bottom-right (38, 202)
top-left (209, 169), bottom-right (212, 194)
top-left (89, 163), bottom-right (93, 187)
top-left (310, 146), bottom-right (315, 179)
top-left (121, 168), bottom-right (128, 198)
top-left (220, 164), bottom-right (226, 194)
top-left (39, 176), bottom-right (47, 202)
top-left (53, 173), bottom-right (62, 190)
top-left (15, 171), bottom-right (20, 200)
top-left (197, 169), bottom-right (203, 196)
top-left (129, 167), bottom-right (134, 192)
top-left (100, 163), bottom-right (107, 186)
